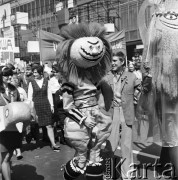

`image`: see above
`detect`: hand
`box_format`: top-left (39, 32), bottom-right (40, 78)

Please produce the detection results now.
top-left (51, 106), bottom-right (54, 113)
top-left (113, 99), bottom-right (121, 107)
top-left (83, 116), bottom-right (96, 128)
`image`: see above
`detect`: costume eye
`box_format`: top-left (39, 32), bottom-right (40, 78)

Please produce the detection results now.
top-left (89, 45), bottom-right (93, 50)
top-left (97, 45), bottom-right (100, 49)
top-left (164, 13), bottom-right (177, 20)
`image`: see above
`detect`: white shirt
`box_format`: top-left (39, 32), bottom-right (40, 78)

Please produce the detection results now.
top-left (48, 76), bottom-right (61, 94)
top-left (17, 87), bottom-right (27, 101)
top-left (27, 78), bottom-right (54, 107)
top-left (134, 70), bottom-right (142, 81)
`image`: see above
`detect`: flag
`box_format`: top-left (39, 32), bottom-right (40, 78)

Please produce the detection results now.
top-left (38, 30), bottom-right (64, 62)
top-left (106, 30), bottom-right (126, 55)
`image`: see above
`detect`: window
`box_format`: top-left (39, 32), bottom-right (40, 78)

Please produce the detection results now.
top-left (32, 1), bottom-right (35, 18)
top-left (28, 3), bottom-right (31, 19)
top-left (47, 27), bottom-right (51, 32)
top-left (36, 0), bottom-right (40, 16)
top-left (11, 8), bottom-right (16, 15)
top-left (50, 0), bottom-right (54, 13)
top-left (20, 5), bottom-right (24, 12)
top-left (24, 4), bottom-right (27, 12)
top-left (120, 4), bottom-right (129, 30)
top-left (41, 0), bottom-right (45, 15)
top-left (129, 3), bottom-right (137, 30)
top-left (16, 6), bottom-right (19, 12)
top-left (45, 0), bottom-right (49, 14)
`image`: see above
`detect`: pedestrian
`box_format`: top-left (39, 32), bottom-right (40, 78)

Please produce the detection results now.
top-left (18, 65), bottom-right (34, 93)
top-left (101, 51), bottom-right (141, 180)
top-left (11, 74), bottom-right (28, 160)
top-left (0, 67), bottom-right (22, 180)
top-left (27, 65), bottom-right (60, 151)
top-left (49, 65), bottom-right (66, 144)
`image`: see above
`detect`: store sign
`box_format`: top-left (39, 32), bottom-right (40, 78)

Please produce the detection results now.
top-left (106, 30), bottom-right (126, 55)
top-left (0, 3), bottom-right (11, 28)
top-left (3, 26), bottom-right (15, 38)
top-left (76, 0), bottom-right (93, 6)
top-left (0, 38), bottom-right (15, 64)
top-left (0, 38), bottom-right (15, 52)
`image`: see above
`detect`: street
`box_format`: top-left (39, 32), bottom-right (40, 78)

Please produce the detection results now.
top-left (11, 127), bottom-right (162, 180)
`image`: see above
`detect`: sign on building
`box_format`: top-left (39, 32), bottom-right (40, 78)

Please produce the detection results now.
top-left (0, 3), bottom-right (11, 28)
top-left (0, 37), bottom-right (15, 65)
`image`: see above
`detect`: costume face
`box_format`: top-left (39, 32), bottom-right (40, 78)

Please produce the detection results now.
top-left (138, 0), bottom-right (178, 98)
top-left (70, 37), bottom-right (105, 68)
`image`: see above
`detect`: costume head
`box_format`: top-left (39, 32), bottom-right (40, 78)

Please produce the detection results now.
top-left (56, 23), bottom-right (112, 85)
top-left (138, 0), bottom-right (178, 99)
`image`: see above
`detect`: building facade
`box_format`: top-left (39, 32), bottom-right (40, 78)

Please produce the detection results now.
top-left (1, 0), bottom-right (151, 60)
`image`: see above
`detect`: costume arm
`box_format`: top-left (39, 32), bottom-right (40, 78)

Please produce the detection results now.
top-left (27, 82), bottom-right (33, 101)
top-left (97, 77), bottom-right (113, 113)
top-left (61, 83), bottom-right (86, 124)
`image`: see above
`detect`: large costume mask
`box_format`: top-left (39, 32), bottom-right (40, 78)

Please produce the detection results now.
top-left (56, 23), bottom-right (111, 85)
top-left (138, 0), bottom-right (178, 99)
top-left (70, 37), bottom-right (105, 68)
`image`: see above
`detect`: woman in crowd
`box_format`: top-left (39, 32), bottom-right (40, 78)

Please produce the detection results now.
top-left (11, 74), bottom-right (28, 160)
top-left (0, 67), bottom-right (22, 180)
top-left (27, 65), bottom-right (60, 151)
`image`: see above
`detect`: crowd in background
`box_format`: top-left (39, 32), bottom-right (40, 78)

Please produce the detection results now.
top-left (0, 49), bottom-right (153, 180)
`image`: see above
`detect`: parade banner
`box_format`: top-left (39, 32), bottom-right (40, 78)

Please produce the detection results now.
top-left (106, 30), bottom-right (126, 55)
top-left (0, 37), bottom-right (15, 65)
top-left (38, 30), bottom-right (64, 63)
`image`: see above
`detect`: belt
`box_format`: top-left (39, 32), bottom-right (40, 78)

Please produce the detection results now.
top-left (74, 96), bottom-right (98, 109)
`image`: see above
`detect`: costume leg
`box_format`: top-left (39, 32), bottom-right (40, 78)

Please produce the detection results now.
top-left (63, 139), bottom-right (88, 180)
top-left (86, 148), bottom-right (104, 180)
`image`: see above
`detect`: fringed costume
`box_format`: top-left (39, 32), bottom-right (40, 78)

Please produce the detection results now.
top-left (138, 0), bottom-right (178, 177)
top-left (56, 23), bottom-right (113, 180)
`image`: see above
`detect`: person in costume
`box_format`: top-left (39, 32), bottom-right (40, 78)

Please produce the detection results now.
top-left (138, 0), bottom-right (178, 178)
top-left (0, 67), bottom-right (32, 180)
top-left (56, 23), bottom-right (113, 180)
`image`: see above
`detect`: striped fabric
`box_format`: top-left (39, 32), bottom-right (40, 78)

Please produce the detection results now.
top-left (61, 83), bottom-right (75, 94)
top-left (66, 109), bottom-right (86, 124)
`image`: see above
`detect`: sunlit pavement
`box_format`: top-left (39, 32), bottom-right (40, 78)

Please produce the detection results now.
top-left (11, 125), bottom-right (162, 180)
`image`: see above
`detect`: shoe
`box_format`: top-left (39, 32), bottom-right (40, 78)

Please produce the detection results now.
top-left (51, 145), bottom-right (60, 152)
top-left (25, 133), bottom-right (32, 144)
top-left (16, 155), bottom-right (23, 160)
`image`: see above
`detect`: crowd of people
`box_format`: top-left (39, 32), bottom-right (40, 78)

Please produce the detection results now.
top-left (0, 62), bottom-right (67, 180)
top-left (0, 50), bottom-right (152, 180)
